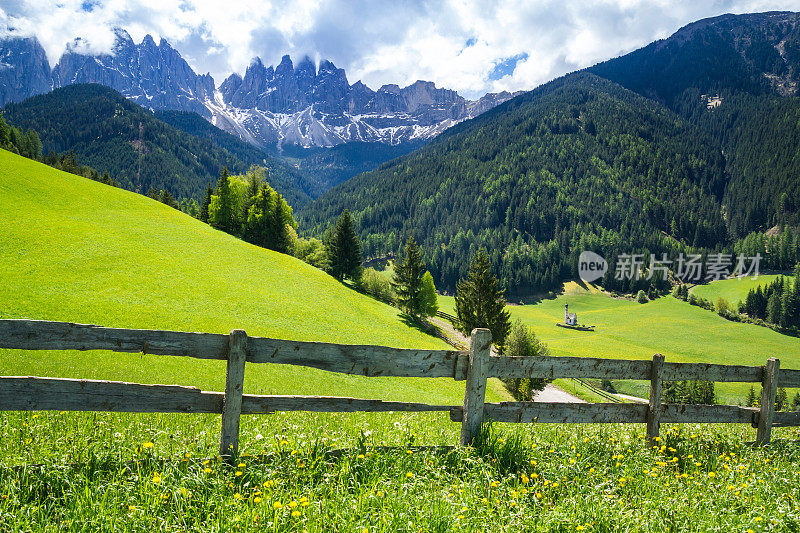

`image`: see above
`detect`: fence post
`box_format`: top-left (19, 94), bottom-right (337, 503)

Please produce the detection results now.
top-left (646, 353), bottom-right (665, 444)
top-left (460, 328), bottom-right (492, 446)
top-left (757, 357), bottom-right (780, 446)
top-left (219, 329), bottom-right (247, 459)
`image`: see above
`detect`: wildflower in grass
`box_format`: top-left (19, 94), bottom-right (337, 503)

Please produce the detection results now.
top-left (235, 471), bottom-right (243, 477)
top-left (521, 474), bottom-right (530, 484)
top-left (708, 472), bottom-right (716, 478)
top-left (142, 442), bottom-right (154, 449)
top-left (298, 461), bottom-right (306, 468)
top-left (254, 497), bottom-right (262, 504)
top-left (237, 463), bottom-right (245, 468)
top-left (490, 481), bottom-right (499, 488)
top-left (357, 454), bottom-right (365, 459)
top-left (151, 472), bottom-right (162, 484)
top-left (754, 517), bottom-right (763, 522)
top-left (536, 492), bottom-right (542, 499)
top-left (264, 480), bottom-right (275, 488)
top-left (234, 493), bottom-right (242, 500)
top-left (291, 510), bottom-right (301, 518)
top-left (180, 487), bottom-right (189, 498)
top-left (576, 527), bottom-right (585, 531)
top-left (203, 467), bottom-right (212, 474)
top-left (406, 472), bottom-right (414, 479)
top-left (273, 501), bottom-right (282, 510)
top-left (289, 501), bottom-right (298, 509)
top-left (185, 452), bottom-right (192, 458)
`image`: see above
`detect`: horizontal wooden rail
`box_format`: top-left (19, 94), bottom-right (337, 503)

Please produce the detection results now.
top-left (485, 355), bottom-right (770, 383)
top-left (0, 319), bottom-right (465, 379)
top-left (0, 377), bottom-right (455, 415)
top-left (2, 319), bottom-right (798, 452)
top-left (449, 403), bottom-right (759, 425)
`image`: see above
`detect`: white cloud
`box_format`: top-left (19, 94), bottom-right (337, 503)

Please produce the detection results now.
top-left (0, 0), bottom-right (797, 98)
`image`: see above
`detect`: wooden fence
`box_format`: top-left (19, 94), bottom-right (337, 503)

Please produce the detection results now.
top-left (1, 319), bottom-right (798, 458)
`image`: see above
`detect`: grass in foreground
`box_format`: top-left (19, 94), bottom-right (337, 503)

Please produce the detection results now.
top-left (1, 410), bottom-right (799, 531)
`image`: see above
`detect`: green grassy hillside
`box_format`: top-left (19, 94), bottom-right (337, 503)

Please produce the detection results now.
top-left (441, 281), bottom-right (800, 402)
top-left (0, 149), bottom-right (505, 404)
top-left (691, 275), bottom-right (785, 305)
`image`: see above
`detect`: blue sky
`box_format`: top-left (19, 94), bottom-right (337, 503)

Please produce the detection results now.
top-left (1, 0), bottom-right (798, 98)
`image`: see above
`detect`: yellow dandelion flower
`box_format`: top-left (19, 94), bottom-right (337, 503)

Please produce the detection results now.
top-left (521, 474), bottom-right (530, 484)
top-left (708, 472), bottom-right (716, 478)
top-left (279, 440), bottom-right (289, 446)
top-left (234, 493), bottom-right (242, 500)
top-left (273, 501), bottom-right (282, 510)
top-left (151, 472), bottom-right (161, 484)
top-left (754, 517), bottom-right (763, 522)
top-left (576, 527), bottom-right (585, 532)
top-left (254, 497), bottom-right (263, 504)
top-left (203, 467), bottom-right (212, 474)
top-left (299, 496), bottom-right (307, 503)
top-left (357, 454), bottom-right (365, 459)
top-left (235, 471), bottom-right (243, 477)
top-left (142, 442), bottom-right (154, 449)
top-left (406, 472), bottom-right (414, 479)
top-left (490, 481), bottom-right (499, 488)
top-left (289, 501), bottom-right (298, 509)
top-left (237, 463), bottom-right (245, 468)
top-left (536, 492), bottom-right (542, 499)
top-left (291, 510), bottom-right (301, 518)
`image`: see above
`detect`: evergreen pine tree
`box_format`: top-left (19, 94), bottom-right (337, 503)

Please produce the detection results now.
top-left (271, 193), bottom-right (291, 254)
top-left (326, 210), bottom-right (363, 282)
top-left (391, 238), bottom-right (426, 316)
top-left (214, 167), bottom-right (235, 233)
top-left (454, 249), bottom-right (512, 353)
top-left (200, 185), bottom-right (213, 223)
top-left (767, 290), bottom-right (782, 325)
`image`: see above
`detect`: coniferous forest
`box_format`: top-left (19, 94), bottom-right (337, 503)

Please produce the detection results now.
top-left (302, 73), bottom-right (730, 296)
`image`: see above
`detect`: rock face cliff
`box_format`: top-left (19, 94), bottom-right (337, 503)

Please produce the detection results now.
top-left (0, 30), bottom-right (519, 148)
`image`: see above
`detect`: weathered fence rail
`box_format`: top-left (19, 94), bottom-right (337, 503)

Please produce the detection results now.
top-left (0, 319), bottom-right (797, 456)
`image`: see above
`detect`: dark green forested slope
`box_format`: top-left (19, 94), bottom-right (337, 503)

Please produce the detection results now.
top-left (588, 11), bottom-right (800, 108)
top-left (589, 11), bottom-right (800, 235)
top-left (3, 84), bottom-right (310, 206)
top-left (303, 73), bottom-right (728, 295)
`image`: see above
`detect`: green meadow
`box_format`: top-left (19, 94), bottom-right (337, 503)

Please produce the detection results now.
top-left (441, 282), bottom-right (800, 403)
top-left (0, 149), bottom-right (508, 403)
top-left (3, 150), bottom-right (800, 531)
top-left (691, 275), bottom-right (786, 306)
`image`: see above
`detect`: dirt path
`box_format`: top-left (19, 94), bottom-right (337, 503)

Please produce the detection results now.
top-left (430, 317), bottom-right (585, 403)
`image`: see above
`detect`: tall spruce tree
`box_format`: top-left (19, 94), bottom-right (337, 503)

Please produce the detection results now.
top-left (214, 167), bottom-right (235, 233)
top-left (455, 249), bottom-right (512, 353)
top-left (391, 238), bottom-right (427, 317)
top-left (200, 185), bottom-right (213, 223)
top-left (271, 192), bottom-right (291, 254)
top-left (326, 210), bottom-right (363, 282)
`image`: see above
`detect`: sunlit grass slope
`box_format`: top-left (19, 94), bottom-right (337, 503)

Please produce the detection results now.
top-left (0, 150), bottom-right (502, 403)
top-left (441, 281), bottom-right (800, 402)
top-left (691, 274), bottom-right (785, 305)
